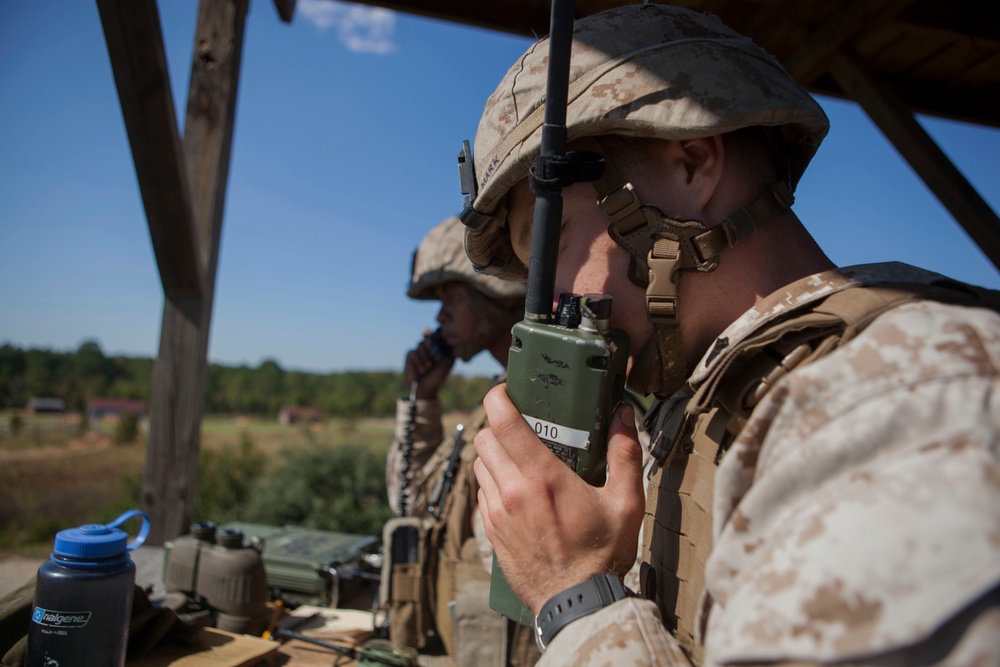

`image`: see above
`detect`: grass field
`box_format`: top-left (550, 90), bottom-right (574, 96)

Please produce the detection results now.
top-left (0, 411), bottom-right (396, 557)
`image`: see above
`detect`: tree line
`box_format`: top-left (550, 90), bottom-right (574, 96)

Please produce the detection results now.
top-left (0, 341), bottom-right (495, 418)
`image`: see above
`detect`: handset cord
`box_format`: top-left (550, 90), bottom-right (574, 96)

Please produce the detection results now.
top-left (396, 380), bottom-right (419, 516)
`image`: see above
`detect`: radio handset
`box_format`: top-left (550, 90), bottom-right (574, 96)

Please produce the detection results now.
top-left (398, 327), bottom-right (455, 516)
top-left (426, 327), bottom-right (453, 366)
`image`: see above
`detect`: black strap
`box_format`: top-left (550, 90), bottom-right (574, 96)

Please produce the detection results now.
top-left (528, 151), bottom-right (605, 194)
top-left (533, 573), bottom-right (630, 652)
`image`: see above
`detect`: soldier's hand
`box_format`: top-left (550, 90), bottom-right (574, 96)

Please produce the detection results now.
top-left (473, 384), bottom-right (645, 613)
top-left (403, 330), bottom-right (454, 399)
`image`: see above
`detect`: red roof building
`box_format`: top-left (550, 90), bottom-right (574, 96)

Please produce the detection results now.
top-left (88, 397), bottom-right (147, 419)
top-left (278, 405), bottom-right (322, 425)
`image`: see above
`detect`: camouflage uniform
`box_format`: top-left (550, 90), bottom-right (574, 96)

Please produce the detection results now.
top-left (385, 214), bottom-right (652, 665)
top-left (538, 262), bottom-right (1000, 665)
top-left (385, 391), bottom-right (496, 571)
top-left (456, 4), bottom-right (1000, 663)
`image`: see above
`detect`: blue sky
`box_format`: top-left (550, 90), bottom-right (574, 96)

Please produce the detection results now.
top-left (2, 1), bottom-right (999, 379)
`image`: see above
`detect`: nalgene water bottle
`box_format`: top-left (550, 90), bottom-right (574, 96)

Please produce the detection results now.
top-left (27, 510), bottom-right (150, 667)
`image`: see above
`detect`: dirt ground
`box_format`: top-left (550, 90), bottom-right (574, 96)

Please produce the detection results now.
top-left (0, 554), bottom-right (41, 597)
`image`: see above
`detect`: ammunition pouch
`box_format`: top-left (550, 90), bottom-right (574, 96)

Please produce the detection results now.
top-left (381, 517), bottom-right (433, 651)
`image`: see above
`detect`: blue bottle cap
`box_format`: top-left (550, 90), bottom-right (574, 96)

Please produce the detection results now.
top-left (52, 510), bottom-right (150, 561)
top-left (54, 524), bottom-right (128, 560)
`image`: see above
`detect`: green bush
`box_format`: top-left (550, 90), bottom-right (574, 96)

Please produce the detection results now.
top-left (242, 442), bottom-right (392, 537)
top-left (9, 413), bottom-right (23, 436)
top-left (195, 433), bottom-right (267, 524)
top-left (0, 342), bottom-right (495, 417)
top-left (113, 412), bottom-right (139, 445)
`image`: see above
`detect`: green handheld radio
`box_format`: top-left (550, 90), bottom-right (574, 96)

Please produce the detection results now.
top-left (458, 0), bottom-right (629, 627)
top-left (497, 295), bottom-right (629, 626)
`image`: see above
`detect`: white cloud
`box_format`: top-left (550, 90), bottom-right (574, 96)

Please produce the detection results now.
top-left (297, 0), bottom-right (398, 55)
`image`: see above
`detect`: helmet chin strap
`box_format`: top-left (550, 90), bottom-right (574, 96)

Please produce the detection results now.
top-left (585, 145), bottom-right (794, 398)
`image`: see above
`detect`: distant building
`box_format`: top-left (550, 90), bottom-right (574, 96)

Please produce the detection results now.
top-left (27, 397), bottom-right (66, 414)
top-left (278, 405), bottom-right (322, 425)
top-left (88, 397), bottom-right (147, 420)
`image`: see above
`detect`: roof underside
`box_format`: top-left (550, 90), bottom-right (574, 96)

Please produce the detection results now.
top-left (356, 0), bottom-right (1000, 130)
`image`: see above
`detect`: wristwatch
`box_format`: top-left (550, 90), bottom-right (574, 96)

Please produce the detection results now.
top-left (533, 573), bottom-right (630, 652)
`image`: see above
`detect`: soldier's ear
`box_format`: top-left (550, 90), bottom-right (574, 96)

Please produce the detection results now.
top-left (677, 136), bottom-right (724, 211)
top-left (642, 137), bottom-right (724, 218)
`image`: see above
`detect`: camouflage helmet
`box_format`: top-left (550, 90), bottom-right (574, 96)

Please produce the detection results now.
top-left (463, 3), bottom-right (830, 278)
top-left (409, 215), bottom-right (526, 301)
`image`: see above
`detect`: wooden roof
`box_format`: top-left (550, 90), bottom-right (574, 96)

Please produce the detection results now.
top-left (356, 0), bottom-right (1000, 130)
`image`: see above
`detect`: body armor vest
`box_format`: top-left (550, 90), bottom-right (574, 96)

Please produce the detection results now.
top-left (639, 279), bottom-right (1000, 665)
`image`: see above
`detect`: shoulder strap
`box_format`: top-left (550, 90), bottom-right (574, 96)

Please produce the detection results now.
top-left (706, 279), bottom-right (1000, 413)
top-left (653, 279), bottom-right (1000, 469)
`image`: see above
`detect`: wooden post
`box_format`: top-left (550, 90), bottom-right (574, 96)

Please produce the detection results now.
top-left (273, 0), bottom-right (297, 22)
top-left (95, 0), bottom-right (202, 301)
top-left (142, 0), bottom-right (249, 544)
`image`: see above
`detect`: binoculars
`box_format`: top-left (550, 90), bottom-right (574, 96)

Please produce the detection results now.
top-left (162, 521), bottom-right (270, 635)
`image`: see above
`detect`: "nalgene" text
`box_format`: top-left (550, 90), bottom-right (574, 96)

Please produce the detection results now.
top-left (32, 607), bottom-right (91, 628)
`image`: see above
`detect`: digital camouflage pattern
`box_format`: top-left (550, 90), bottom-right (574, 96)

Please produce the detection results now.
top-left (463, 3), bottom-right (828, 280)
top-left (386, 392), bottom-right (654, 588)
top-left (409, 215), bottom-right (525, 301)
top-left (538, 263), bottom-right (1000, 666)
top-left (394, 213), bottom-right (527, 665)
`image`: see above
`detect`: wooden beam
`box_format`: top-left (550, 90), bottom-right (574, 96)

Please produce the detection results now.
top-left (829, 48), bottom-right (1000, 274)
top-left (896, 0), bottom-right (1000, 42)
top-left (96, 0), bottom-right (202, 301)
top-left (273, 0), bottom-right (296, 23)
top-left (354, 0), bottom-right (566, 38)
top-left (141, 0), bottom-right (249, 545)
top-left (782, 0), bottom-right (915, 87)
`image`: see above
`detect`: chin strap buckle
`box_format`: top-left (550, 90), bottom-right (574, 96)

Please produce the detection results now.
top-left (646, 238), bottom-right (681, 325)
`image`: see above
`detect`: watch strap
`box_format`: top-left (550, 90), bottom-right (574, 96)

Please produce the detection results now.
top-left (534, 573), bottom-right (630, 652)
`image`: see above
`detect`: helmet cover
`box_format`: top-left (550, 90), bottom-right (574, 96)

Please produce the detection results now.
top-left (464, 3), bottom-right (829, 279)
top-left (409, 215), bottom-right (526, 300)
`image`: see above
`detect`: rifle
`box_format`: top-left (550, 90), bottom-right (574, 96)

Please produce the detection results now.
top-left (426, 424), bottom-right (466, 520)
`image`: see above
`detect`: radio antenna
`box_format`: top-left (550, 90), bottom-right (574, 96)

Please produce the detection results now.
top-left (525, 0), bottom-right (603, 320)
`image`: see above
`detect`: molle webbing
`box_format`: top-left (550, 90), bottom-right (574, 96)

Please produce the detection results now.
top-left (642, 406), bottom-right (728, 665)
top-left (386, 401), bottom-right (494, 658)
top-left (430, 408), bottom-right (490, 658)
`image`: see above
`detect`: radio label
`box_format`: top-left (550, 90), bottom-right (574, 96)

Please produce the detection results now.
top-left (523, 415), bottom-right (590, 451)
